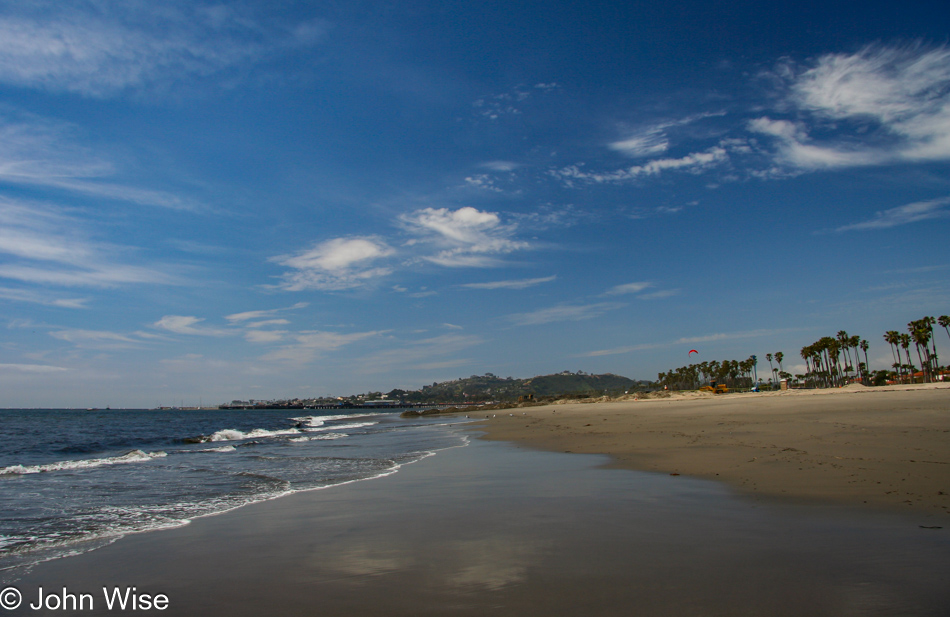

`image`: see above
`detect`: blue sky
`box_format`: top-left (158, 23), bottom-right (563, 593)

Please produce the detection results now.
top-left (1, 1), bottom-right (949, 407)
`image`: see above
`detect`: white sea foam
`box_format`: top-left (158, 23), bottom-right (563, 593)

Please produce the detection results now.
top-left (0, 450), bottom-right (168, 476)
top-left (306, 421), bottom-right (377, 432)
top-left (198, 445), bottom-right (237, 453)
top-left (292, 413), bottom-right (388, 428)
top-left (289, 433), bottom-right (347, 442)
top-left (208, 428), bottom-right (302, 442)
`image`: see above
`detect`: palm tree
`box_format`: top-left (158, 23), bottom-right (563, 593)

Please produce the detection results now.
top-left (837, 331), bottom-right (853, 379)
top-left (899, 333), bottom-right (914, 382)
top-left (922, 316), bottom-right (939, 378)
top-left (766, 353), bottom-right (774, 387)
top-left (909, 320), bottom-right (932, 382)
top-left (849, 335), bottom-right (861, 381)
top-left (775, 351), bottom-right (784, 376)
top-left (800, 345), bottom-right (813, 387)
top-left (884, 331), bottom-right (901, 383)
top-left (859, 339), bottom-right (870, 384)
top-left (939, 315), bottom-right (950, 344)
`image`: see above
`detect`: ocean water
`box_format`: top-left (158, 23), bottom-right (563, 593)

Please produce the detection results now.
top-left (0, 408), bottom-right (468, 578)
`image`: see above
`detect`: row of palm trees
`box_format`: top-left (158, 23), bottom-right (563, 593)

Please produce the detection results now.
top-left (658, 314), bottom-right (948, 392)
top-left (797, 331), bottom-right (870, 388)
top-left (656, 356), bottom-right (760, 391)
top-left (882, 316), bottom-right (947, 384)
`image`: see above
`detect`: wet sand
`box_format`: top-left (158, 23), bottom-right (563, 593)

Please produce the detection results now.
top-left (8, 433), bottom-right (950, 616)
top-left (476, 384), bottom-right (950, 517)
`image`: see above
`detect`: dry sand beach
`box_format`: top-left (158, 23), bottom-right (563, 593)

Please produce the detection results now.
top-left (476, 383), bottom-right (950, 517)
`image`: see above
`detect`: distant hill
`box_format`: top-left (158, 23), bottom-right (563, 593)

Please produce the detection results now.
top-left (392, 371), bottom-right (650, 403)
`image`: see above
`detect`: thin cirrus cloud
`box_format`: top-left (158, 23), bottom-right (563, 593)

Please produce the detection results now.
top-left (0, 363), bottom-right (69, 373)
top-left (608, 113), bottom-right (727, 158)
top-left (0, 196), bottom-right (178, 290)
top-left (638, 289), bottom-right (681, 300)
top-left (49, 328), bottom-right (145, 350)
top-left (224, 302), bottom-right (309, 324)
top-left (0, 114), bottom-right (206, 212)
top-left (506, 302), bottom-right (624, 327)
top-left (0, 3), bottom-right (328, 98)
top-left (604, 281), bottom-right (652, 295)
top-left (461, 276), bottom-right (556, 290)
top-left (261, 330), bottom-right (382, 364)
top-left (579, 329), bottom-right (791, 357)
top-left (0, 287), bottom-right (88, 308)
top-left (553, 147), bottom-right (729, 184)
top-left (834, 196), bottom-right (950, 232)
top-left (353, 333), bottom-right (483, 375)
top-left (153, 315), bottom-right (232, 337)
top-left (244, 330), bottom-right (288, 344)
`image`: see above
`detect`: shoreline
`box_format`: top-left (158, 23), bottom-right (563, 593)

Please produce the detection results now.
top-left (473, 383), bottom-right (950, 518)
top-left (11, 435), bottom-right (950, 616)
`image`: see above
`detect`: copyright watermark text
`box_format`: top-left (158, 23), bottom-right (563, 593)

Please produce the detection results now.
top-left (1, 586), bottom-right (169, 611)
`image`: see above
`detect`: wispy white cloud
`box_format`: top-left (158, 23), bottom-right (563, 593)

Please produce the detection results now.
top-left (509, 204), bottom-right (598, 229)
top-left (609, 131), bottom-right (669, 158)
top-left (479, 160), bottom-right (520, 172)
top-left (0, 113), bottom-right (206, 211)
top-left (754, 44), bottom-right (950, 172)
top-left (400, 206), bottom-right (528, 267)
top-left (0, 3), bottom-right (328, 98)
top-left (638, 288), bottom-right (680, 300)
top-left (579, 329), bottom-right (791, 357)
top-left (273, 237), bottom-right (395, 291)
top-left (225, 303), bottom-right (308, 323)
top-left (834, 196), bottom-right (950, 232)
top-left (604, 281), bottom-right (652, 296)
top-left (244, 330), bottom-right (288, 344)
top-left (153, 315), bottom-right (232, 336)
top-left (0, 264), bottom-right (174, 288)
top-left (747, 116), bottom-right (883, 170)
top-left (0, 363), bottom-right (69, 373)
top-left (554, 147), bottom-right (728, 184)
top-left (461, 276), bottom-right (555, 290)
top-left (354, 333), bottom-right (482, 374)
top-left (49, 328), bottom-right (143, 349)
top-left (507, 302), bottom-right (623, 326)
top-left (246, 319), bottom-right (290, 328)
top-left (0, 197), bottom-right (178, 288)
top-left (274, 207), bottom-right (533, 291)
top-left (609, 112), bottom-right (727, 158)
top-left (472, 84), bottom-right (555, 120)
top-left (261, 330), bottom-right (382, 363)
top-left (0, 287), bottom-right (89, 308)
top-left (672, 330), bottom-right (777, 345)
top-left (464, 174), bottom-right (504, 192)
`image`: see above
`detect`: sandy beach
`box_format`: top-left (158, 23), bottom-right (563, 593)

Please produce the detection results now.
top-left (7, 386), bottom-right (950, 615)
top-left (475, 383), bottom-right (950, 516)
top-left (10, 436), bottom-right (950, 616)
